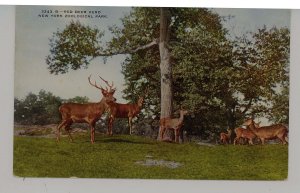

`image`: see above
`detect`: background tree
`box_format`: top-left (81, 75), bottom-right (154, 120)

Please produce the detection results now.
top-left (66, 96), bottom-right (89, 103)
top-left (14, 90), bottom-right (93, 125)
top-left (14, 90), bottom-right (62, 125)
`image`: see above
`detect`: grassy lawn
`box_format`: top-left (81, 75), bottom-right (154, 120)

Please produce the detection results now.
top-left (13, 134), bottom-right (288, 180)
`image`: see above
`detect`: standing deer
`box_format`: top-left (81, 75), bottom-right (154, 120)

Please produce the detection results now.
top-left (233, 122), bottom-right (260, 145)
top-left (159, 109), bottom-right (188, 143)
top-left (106, 93), bottom-right (146, 135)
top-left (56, 75), bottom-right (116, 144)
top-left (233, 127), bottom-right (256, 145)
top-left (220, 128), bottom-right (232, 145)
top-left (243, 118), bottom-right (288, 145)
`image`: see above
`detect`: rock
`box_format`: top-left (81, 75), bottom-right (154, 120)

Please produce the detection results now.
top-left (197, 142), bottom-right (215, 147)
top-left (135, 159), bottom-right (182, 169)
top-left (15, 130), bottom-right (26, 136)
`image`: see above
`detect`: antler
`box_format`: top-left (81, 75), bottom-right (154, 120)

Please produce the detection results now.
top-left (88, 75), bottom-right (104, 90)
top-left (99, 76), bottom-right (115, 91)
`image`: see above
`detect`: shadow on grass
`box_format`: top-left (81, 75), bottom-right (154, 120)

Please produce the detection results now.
top-left (66, 138), bottom-right (153, 145)
top-left (100, 138), bottom-right (153, 145)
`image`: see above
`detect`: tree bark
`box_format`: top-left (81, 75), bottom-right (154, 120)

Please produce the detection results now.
top-left (158, 8), bottom-right (173, 141)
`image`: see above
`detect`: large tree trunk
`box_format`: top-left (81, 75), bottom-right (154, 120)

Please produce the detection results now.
top-left (158, 8), bottom-right (173, 141)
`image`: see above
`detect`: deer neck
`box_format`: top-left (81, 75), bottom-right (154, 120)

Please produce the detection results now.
top-left (227, 130), bottom-right (232, 136)
top-left (179, 113), bottom-right (185, 123)
top-left (248, 122), bottom-right (257, 132)
top-left (98, 97), bottom-right (110, 110)
top-left (137, 97), bottom-right (144, 108)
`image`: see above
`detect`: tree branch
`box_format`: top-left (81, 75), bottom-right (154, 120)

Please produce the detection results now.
top-left (241, 98), bottom-right (253, 114)
top-left (96, 39), bottom-right (159, 56)
top-left (130, 39), bottom-right (159, 53)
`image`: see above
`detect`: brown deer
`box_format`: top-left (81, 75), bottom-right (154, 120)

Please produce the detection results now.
top-left (159, 109), bottom-right (188, 143)
top-left (106, 94), bottom-right (146, 135)
top-left (233, 122), bottom-right (260, 145)
top-left (233, 127), bottom-right (256, 145)
top-left (220, 128), bottom-right (232, 144)
top-left (243, 118), bottom-right (288, 145)
top-left (56, 75), bottom-right (116, 144)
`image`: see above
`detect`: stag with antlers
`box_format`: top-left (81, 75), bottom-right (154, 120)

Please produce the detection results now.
top-left (56, 75), bottom-right (116, 144)
top-left (106, 89), bottom-right (148, 135)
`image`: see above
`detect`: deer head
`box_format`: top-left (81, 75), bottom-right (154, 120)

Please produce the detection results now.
top-left (243, 118), bottom-right (255, 127)
top-left (88, 75), bottom-right (116, 103)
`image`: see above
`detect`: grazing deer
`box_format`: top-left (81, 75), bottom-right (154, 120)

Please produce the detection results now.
top-left (56, 75), bottom-right (116, 144)
top-left (243, 118), bottom-right (288, 145)
top-left (106, 94), bottom-right (146, 135)
top-left (159, 109), bottom-right (188, 143)
top-left (220, 128), bottom-right (232, 144)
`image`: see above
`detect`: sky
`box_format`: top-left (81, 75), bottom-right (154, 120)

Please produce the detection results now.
top-left (14, 6), bottom-right (290, 105)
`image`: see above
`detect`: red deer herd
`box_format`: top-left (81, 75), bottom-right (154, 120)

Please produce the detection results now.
top-left (57, 75), bottom-right (288, 145)
top-left (220, 119), bottom-right (288, 145)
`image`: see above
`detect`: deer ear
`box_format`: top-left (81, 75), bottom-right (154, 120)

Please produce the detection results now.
top-left (110, 89), bottom-right (116, 95)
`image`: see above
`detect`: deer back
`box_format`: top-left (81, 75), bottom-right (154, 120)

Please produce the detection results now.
top-left (59, 102), bottom-right (106, 121)
top-left (107, 96), bottom-right (144, 118)
top-left (243, 119), bottom-right (288, 139)
top-left (235, 127), bottom-right (256, 139)
top-left (251, 124), bottom-right (288, 139)
top-left (160, 117), bottom-right (181, 128)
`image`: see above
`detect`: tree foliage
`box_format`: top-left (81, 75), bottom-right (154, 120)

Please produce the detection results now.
top-left (231, 27), bottom-right (289, 124)
top-left (46, 21), bottom-right (105, 74)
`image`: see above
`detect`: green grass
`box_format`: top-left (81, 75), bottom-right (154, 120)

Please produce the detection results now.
top-left (13, 134), bottom-right (288, 180)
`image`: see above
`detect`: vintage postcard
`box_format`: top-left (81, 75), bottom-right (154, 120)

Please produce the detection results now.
top-left (13, 5), bottom-right (290, 180)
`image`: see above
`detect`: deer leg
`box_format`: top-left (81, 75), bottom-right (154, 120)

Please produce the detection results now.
top-left (240, 138), bottom-right (244, 145)
top-left (159, 126), bottom-right (162, 140)
top-left (56, 120), bottom-right (68, 142)
top-left (283, 133), bottom-right (288, 144)
top-left (233, 137), bottom-right (239, 145)
top-left (280, 136), bottom-right (288, 145)
top-left (65, 123), bottom-right (73, 142)
top-left (128, 117), bottom-right (133, 135)
top-left (107, 116), bottom-right (114, 136)
top-left (90, 123), bottom-right (95, 144)
top-left (224, 137), bottom-right (228, 145)
top-left (174, 129), bottom-right (179, 143)
top-left (261, 138), bottom-right (265, 145)
top-left (248, 138), bottom-right (253, 145)
top-left (107, 118), bottom-right (110, 135)
top-left (279, 132), bottom-right (288, 144)
top-left (159, 126), bottom-right (165, 141)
